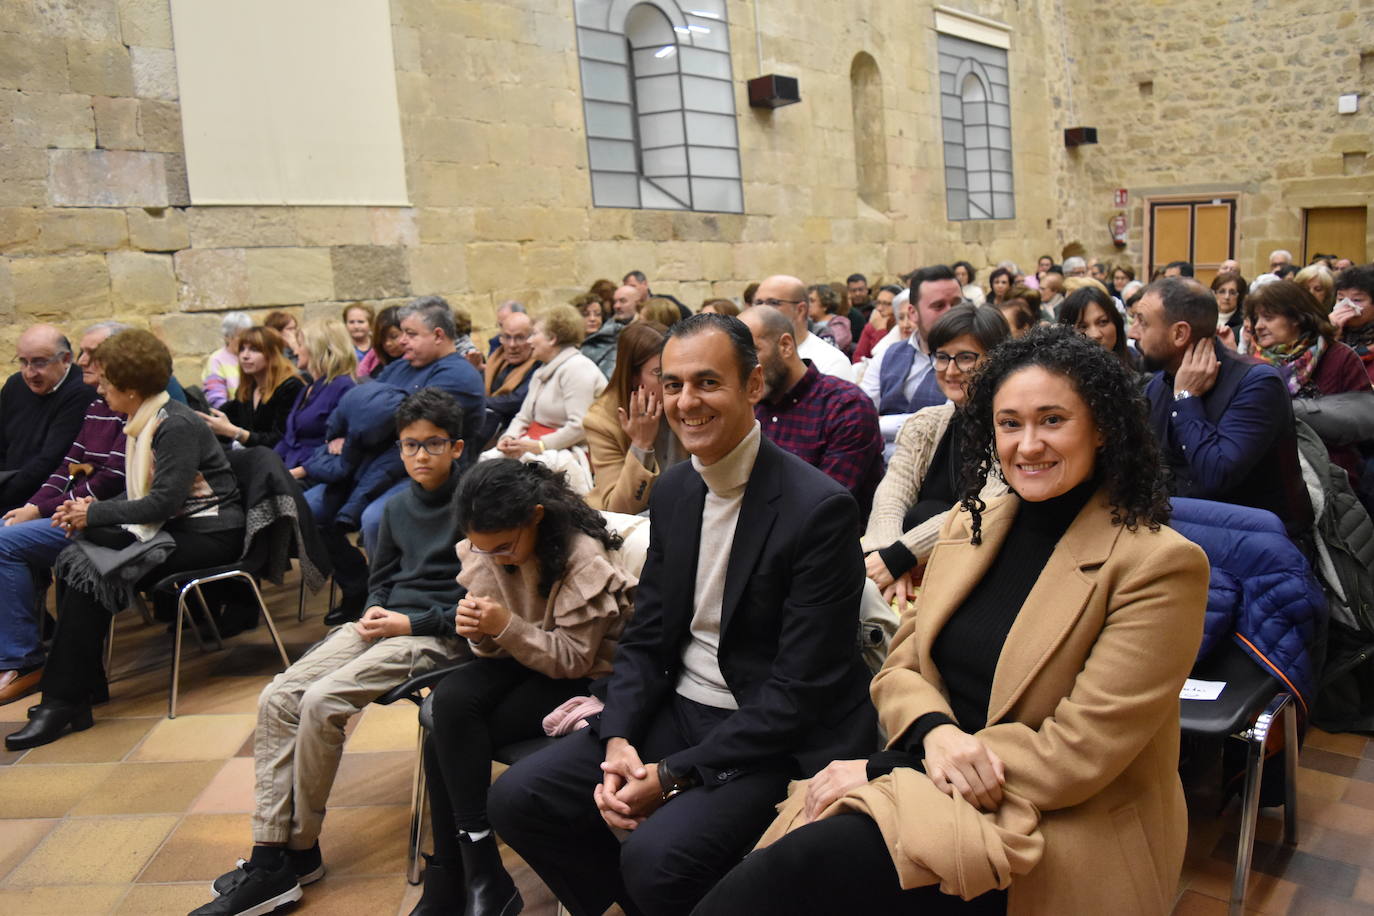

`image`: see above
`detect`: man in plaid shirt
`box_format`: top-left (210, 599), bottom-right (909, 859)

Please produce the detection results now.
top-left (740, 306), bottom-right (884, 520)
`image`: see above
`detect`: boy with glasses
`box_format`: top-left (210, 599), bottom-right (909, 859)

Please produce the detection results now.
top-left (193, 387), bottom-right (471, 916)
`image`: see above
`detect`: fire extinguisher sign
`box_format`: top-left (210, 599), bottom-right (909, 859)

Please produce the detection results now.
top-left (1113, 188), bottom-right (1128, 208)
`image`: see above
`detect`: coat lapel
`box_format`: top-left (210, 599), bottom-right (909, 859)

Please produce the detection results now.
top-left (985, 491), bottom-right (1122, 725)
top-left (669, 473), bottom-right (708, 636)
top-left (719, 442), bottom-right (781, 636)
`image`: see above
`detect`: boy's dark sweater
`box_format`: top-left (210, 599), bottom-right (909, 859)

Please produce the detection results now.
top-left (366, 462), bottom-right (466, 636)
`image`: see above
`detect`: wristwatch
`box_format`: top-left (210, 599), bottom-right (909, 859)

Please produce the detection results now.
top-left (658, 758), bottom-right (699, 801)
top-left (1173, 389), bottom-right (1194, 402)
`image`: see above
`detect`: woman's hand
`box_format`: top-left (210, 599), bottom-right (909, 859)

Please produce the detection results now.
top-left (355, 607), bottom-right (411, 639)
top-left (617, 386), bottom-right (662, 451)
top-left (881, 568), bottom-right (921, 613)
top-left (922, 723), bottom-right (1006, 812)
top-left (803, 759), bottom-right (869, 822)
top-left (327, 437), bottom-right (345, 456)
top-left (1331, 298), bottom-right (1363, 330)
top-left (495, 436), bottom-right (535, 458)
top-left (455, 594), bottom-right (513, 640)
top-left (289, 466), bottom-right (307, 480)
top-left (51, 496), bottom-right (93, 534)
top-left (865, 551), bottom-right (894, 590)
top-left (197, 408), bottom-right (240, 440)
top-left (1216, 325), bottom-right (1237, 351)
top-left (3, 504), bottom-right (41, 526)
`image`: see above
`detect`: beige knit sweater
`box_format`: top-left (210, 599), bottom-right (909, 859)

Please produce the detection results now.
top-left (861, 403), bottom-right (1008, 558)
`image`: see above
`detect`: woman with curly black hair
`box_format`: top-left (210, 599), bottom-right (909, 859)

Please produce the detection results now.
top-left (416, 459), bottom-right (637, 915)
top-left (698, 326), bottom-right (1209, 916)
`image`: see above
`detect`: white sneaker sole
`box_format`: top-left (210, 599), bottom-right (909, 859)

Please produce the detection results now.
top-left (232, 884), bottom-right (303, 916)
top-left (211, 861), bottom-right (324, 897)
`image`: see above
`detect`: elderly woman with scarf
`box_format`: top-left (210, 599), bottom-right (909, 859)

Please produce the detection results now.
top-left (5, 330), bottom-right (244, 751)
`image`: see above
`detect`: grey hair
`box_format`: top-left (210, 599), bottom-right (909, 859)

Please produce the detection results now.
top-left (84, 320), bottom-right (131, 339)
top-left (995, 260), bottom-right (1021, 276)
top-left (220, 311), bottom-right (253, 339)
top-left (498, 300), bottom-right (525, 314)
top-left (1063, 256), bottom-right (1087, 272)
top-left (399, 295), bottom-right (457, 339)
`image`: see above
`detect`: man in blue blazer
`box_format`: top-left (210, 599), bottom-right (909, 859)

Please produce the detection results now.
top-left (489, 313), bottom-right (876, 916)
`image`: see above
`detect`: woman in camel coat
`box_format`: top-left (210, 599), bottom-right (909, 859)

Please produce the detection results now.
top-left (696, 326), bottom-right (1209, 916)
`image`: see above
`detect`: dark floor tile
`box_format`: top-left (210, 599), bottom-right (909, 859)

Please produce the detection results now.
top-left (1211, 833), bottom-right (1360, 898)
top-left (1302, 747), bottom-right (1361, 779)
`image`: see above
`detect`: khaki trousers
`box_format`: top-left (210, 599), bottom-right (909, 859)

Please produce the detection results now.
top-left (251, 624), bottom-right (465, 846)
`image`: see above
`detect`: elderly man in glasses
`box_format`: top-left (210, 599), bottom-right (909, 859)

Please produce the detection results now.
top-left (0, 324), bottom-right (97, 514)
top-left (481, 309), bottom-right (541, 439)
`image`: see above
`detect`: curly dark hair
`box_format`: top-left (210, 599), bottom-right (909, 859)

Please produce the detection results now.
top-left (958, 324), bottom-right (1170, 545)
top-left (92, 328), bottom-right (171, 397)
top-left (455, 459), bottom-right (622, 597)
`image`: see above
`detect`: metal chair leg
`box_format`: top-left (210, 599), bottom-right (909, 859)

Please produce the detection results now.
top-left (1282, 699), bottom-right (1299, 846)
top-left (105, 615), bottom-right (116, 675)
top-left (1230, 693), bottom-right (1292, 915)
top-left (169, 593), bottom-right (187, 719)
top-left (191, 584), bottom-right (224, 651)
top-left (297, 572), bottom-right (307, 623)
top-left (134, 593), bottom-right (155, 625)
top-left (242, 573), bottom-right (292, 669)
top-left (407, 722), bottom-right (428, 885)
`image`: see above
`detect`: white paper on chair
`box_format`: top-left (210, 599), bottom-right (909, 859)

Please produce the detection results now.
top-left (1179, 679), bottom-right (1226, 700)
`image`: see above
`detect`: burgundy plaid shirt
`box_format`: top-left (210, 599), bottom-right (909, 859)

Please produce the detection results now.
top-left (755, 361), bottom-right (885, 518)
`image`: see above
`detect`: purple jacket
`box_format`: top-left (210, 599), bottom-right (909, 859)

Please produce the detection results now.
top-left (275, 375), bottom-right (356, 470)
top-left (28, 397), bottom-right (127, 517)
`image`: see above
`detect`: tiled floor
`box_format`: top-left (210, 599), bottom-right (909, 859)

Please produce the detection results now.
top-left (1, 571), bottom-right (1371, 915)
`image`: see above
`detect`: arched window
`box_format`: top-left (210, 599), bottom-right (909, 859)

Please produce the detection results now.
top-left (574, 0), bottom-right (743, 212)
top-left (938, 34), bottom-right (1014, 220)
top-left (850, 52), bottom-right (888, 212)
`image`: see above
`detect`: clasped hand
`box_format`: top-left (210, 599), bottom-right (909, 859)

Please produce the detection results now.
top-left (50, 496), bottom-right (93, 535)
top-left (354, 606), bottom-right (411, 639)
top-left (922, 724), bottom-right (1006, 811)
top-left (594, 737), bottom-right (663, 830)
top-left (454, 594), bottom-right (512, 640)
top-left (496, 436), bottom-right (539, 458)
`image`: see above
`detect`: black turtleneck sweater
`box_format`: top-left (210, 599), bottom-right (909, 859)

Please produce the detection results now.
top-left (869, 478), bottom-right (1098, 779)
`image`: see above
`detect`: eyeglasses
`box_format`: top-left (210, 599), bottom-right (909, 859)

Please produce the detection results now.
top-left (15, 356), bottom-right (61, 371)
top-left (1215, 288), bottom-right (1239, 297)
top-left (467, 525), bottom-right (530, 558)
top-left (398, 437), bottom-right (457, 456)
top-left (499, 334), bottom-right (530, 344)
top-left (931, 351), bottom-right (982, 371)
top-left (752, 298), bottom-right (803, 308)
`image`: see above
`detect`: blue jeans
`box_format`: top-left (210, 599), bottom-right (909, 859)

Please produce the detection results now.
top-left (304, 480), bottom-right (407, 594)
top-left (0, 519), bottom-right (71, 670)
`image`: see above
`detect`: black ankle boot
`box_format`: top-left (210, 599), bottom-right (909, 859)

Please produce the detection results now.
top-left (410, 853), bottom-right (467, 916)
top-left (323, 591), bottom-right (366, 626)
top-left (5, 700), bottom-right (94, 751)
top-left (459, 835), bottom-right (521, 916)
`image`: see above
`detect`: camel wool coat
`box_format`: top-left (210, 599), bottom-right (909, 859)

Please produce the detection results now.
top-left (760, 489), bottom-right (1209, 916)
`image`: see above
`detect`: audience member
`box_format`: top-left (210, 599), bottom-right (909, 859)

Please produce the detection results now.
top-left (486, 301), bottom-right (525, 355)
top-left (845, 273), bottom-right (872, 341)
top-left (865, 288), bottom-right (912, 370)
top-left (486, 305), bottom-right (606, 494)
top-left (861, 266), bottom-right (963, 454)
top-left (450, 306), bottom-right (482, 364)
top-left (6, 330), bottom-right (244, 750)
top-left (0, 324), bottom-right (98, 514)
top-left (740, 306), bottom-right (884, 518)
top-left (584, 321), bottom-right (686, 515)
top-left (1111, 265), bottom-right (1136, 301)
top-left (343, 302), bottom-right (374, 363)
top-left (1269, 249), bottom-right (1294, 275)
top-left (203, 311), bottom-right (254, 407)
top-left (998, 259), bottom-right (1034, 290)
top-left (1131, 278), bottom-right (1312, 536)
top-left (853, 284), bottom-right (901, 363)
top-left (997, 295), bottom-right (1039, 338)
top-left (1088, 257), bottom-right (1108, 283)
top-left (1163, 261), bottom-right (1195, 278)
top-left (1219, 258), bottom-right (1240, 275)
top-left (589, 279), bottom-right (618, 314)
top-left (752, 274), bottom-right (855, 381)
top-left (571, 293), bottom-right (606, 336)
top-left (264, 310), bottom-right (304, 368)
top-left (200, 326), bottom-right (306, 451)
top-left (1034, 253), bottom-right (1054, 280)
top-left (987, 266), bottom-right (1014, 304)
top-left (1246, 280), bottom-right (1372, 484)
top-left (1059, 285), bottom-right (1138, 370)
top-left (1332, 264), bottom-right (1374, 382)
top-left (356, 305), bottom-right (404, 379)
top-left (624, 269), bottom-right (689, 322)
top-left (1210, 271), bottom-right (1248, 340)
top-left (417, 459), bottom-right (637, 914)
top-left (275, 320), bottom-right (357, 479)
top-left (952, 261), bottom-right (984, 305)
top-left (1275, 263), bottom-right (1299, 281)
top-left (806, 283), bottom-right (853, 355)
top-left (582, 288), bottom-right (630, 377)
top-left (640, 296), bottom-right (683, 328)
top-left (1295, 263), bottom-right (1336, 309)
top-left (1039, 270), bottom-right (1065, 317)
top-left (191, 389), bottom-right (471, 916)
top-left (1062, 256), bottom-right (1088, 278)
top-left (699, 327), bottom-right (1208, 916)
top-left (862, 305), bottom-right (1011, 603)
top-left (1333, 257), bottom-right (1355, 272)
top-left (483, 309), bottom-right (542, 438)
top-left (741, 282), bottom-right (759, 309)
top-left (700, 298), bottom-right (740, 317)
top-left (0, 322), bottom-right (127, 704)
top-left (488, 313), bottom-right (876, 916)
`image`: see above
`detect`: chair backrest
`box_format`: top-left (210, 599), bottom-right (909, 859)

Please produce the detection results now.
top-left (599, 510), bottom-right (650, 580)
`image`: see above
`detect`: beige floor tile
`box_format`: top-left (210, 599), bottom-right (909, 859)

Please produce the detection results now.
top-left (189, 757), bottom-right (257, 814)
top-left (137, 813), bottom-right (251, 884)
top-left (128, 714), bottom-right (256, 762)
top-left (170, 677), bottom-right (268, 717)
top-left (69, 761), bottom-right (226, 816)
top-left (0, 763), bottom-right (117, 818)
top-left (115, 882), bottom-right (218, 915)
top-left (345, 703), bottom-right (419, 753)
top-left (295, 875), bottom-right (406, 915)
top-left (318, 805), bottom-right (409, 877)
top-left (8, 815), bottom-right (178, 886)
top-left (1306, 728), bottom-right (1370, 759)
top-left (0, 818), bottom-right (58, 881)
top-left (330, 751), bottom-right (414, 808)
top-left (17, 718), bottom-right (158, 765)
top-left (0, 884), bottom-right (127, 915)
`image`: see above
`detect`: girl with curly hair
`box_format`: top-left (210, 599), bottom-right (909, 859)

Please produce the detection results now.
top-left (417, 459), bottom-right (637, 915)
top-left (700, 326), bottom-right (1209, 916)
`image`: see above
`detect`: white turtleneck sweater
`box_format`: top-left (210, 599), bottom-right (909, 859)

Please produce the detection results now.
top-left (674, 422), bottom-right (762, 710)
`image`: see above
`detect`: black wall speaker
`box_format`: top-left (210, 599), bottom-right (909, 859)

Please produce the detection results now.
top-left (748, 74), bottom-right (801, 109)
top-left (1064, 126), bottom-right (1099, 147)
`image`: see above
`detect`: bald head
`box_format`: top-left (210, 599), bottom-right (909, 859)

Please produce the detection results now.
top-left (612, 284), bottom-right (642, 322)
top-left (754, 275), bottom-right (809, 338)
top-left (739, 304), bottom-right (795, 344)
top-left (16, 323), bottom-right (73, 395)
top-left (739, 305), bottom-right (804, 400)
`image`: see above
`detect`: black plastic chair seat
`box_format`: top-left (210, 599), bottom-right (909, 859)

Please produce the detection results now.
top-left (1180, 639), bottom-right (1282, 736)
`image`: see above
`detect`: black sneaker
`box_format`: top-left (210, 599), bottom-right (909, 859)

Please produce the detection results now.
top-left (212, 845), bottom-right (325, 898)
top-left (190, 856), bottom-right (301, 915)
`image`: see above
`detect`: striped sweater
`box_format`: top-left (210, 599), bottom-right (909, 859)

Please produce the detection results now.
top-left (27, 397), bottom-right (127, 517)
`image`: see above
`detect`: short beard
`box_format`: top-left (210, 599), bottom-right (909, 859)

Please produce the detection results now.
top-left (762, 354), bottom-right (790, 400)
top-left (1139, 350), bottom-right (1168, 373)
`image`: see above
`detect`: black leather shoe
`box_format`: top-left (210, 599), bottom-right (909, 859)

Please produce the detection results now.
top-left (5, 700), bottom-right (94, 750)
top-left (459, 835), bottom-right (521, 916)
top-left (409, 854), bottom-right (466, 915)
top-left (323, 591), bottom-right (366, 627)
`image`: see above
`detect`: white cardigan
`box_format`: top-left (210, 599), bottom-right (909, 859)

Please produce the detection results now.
top-left (504, 346), bottom-right (608, 451)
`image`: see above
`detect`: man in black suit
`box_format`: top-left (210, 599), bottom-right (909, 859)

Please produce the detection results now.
top-left (489, 313), bottom-right (875, 916)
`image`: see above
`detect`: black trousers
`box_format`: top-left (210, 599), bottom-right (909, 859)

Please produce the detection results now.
top-left (488, 693), bottom-right (791, 916)
top-left (319, 526), bottom-right (367, 597)
top-left (40, 527), bottom-right (242, 705)
top-left (692, 812), bottom-right (1008, 915)
top-left (425, 657), bottom-right (589, 857)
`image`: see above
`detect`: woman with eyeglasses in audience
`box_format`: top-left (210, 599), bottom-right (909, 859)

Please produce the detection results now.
top-left (275, 320), bottom-right (358, 481)
top-left (699, 326), bottom-right (1207, 916)
top-left (1111, 265), bottom-right (1135, 302)
top-left (1209, 270), bottom-right (1248, 344)
top-left (583, 321), bottom-right (687, 516)
top-left (198, 326), bottom-right (305, 450)
top-left (1058, 285), bottom-right (1140, 372)
top-left (863, 305), bottom-right (1011, 607)
top-left (413, 459), bottom-right (635, 915)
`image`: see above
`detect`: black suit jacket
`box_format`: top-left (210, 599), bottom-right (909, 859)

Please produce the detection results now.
top-left (595, 435), bottom-right (877, 784)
